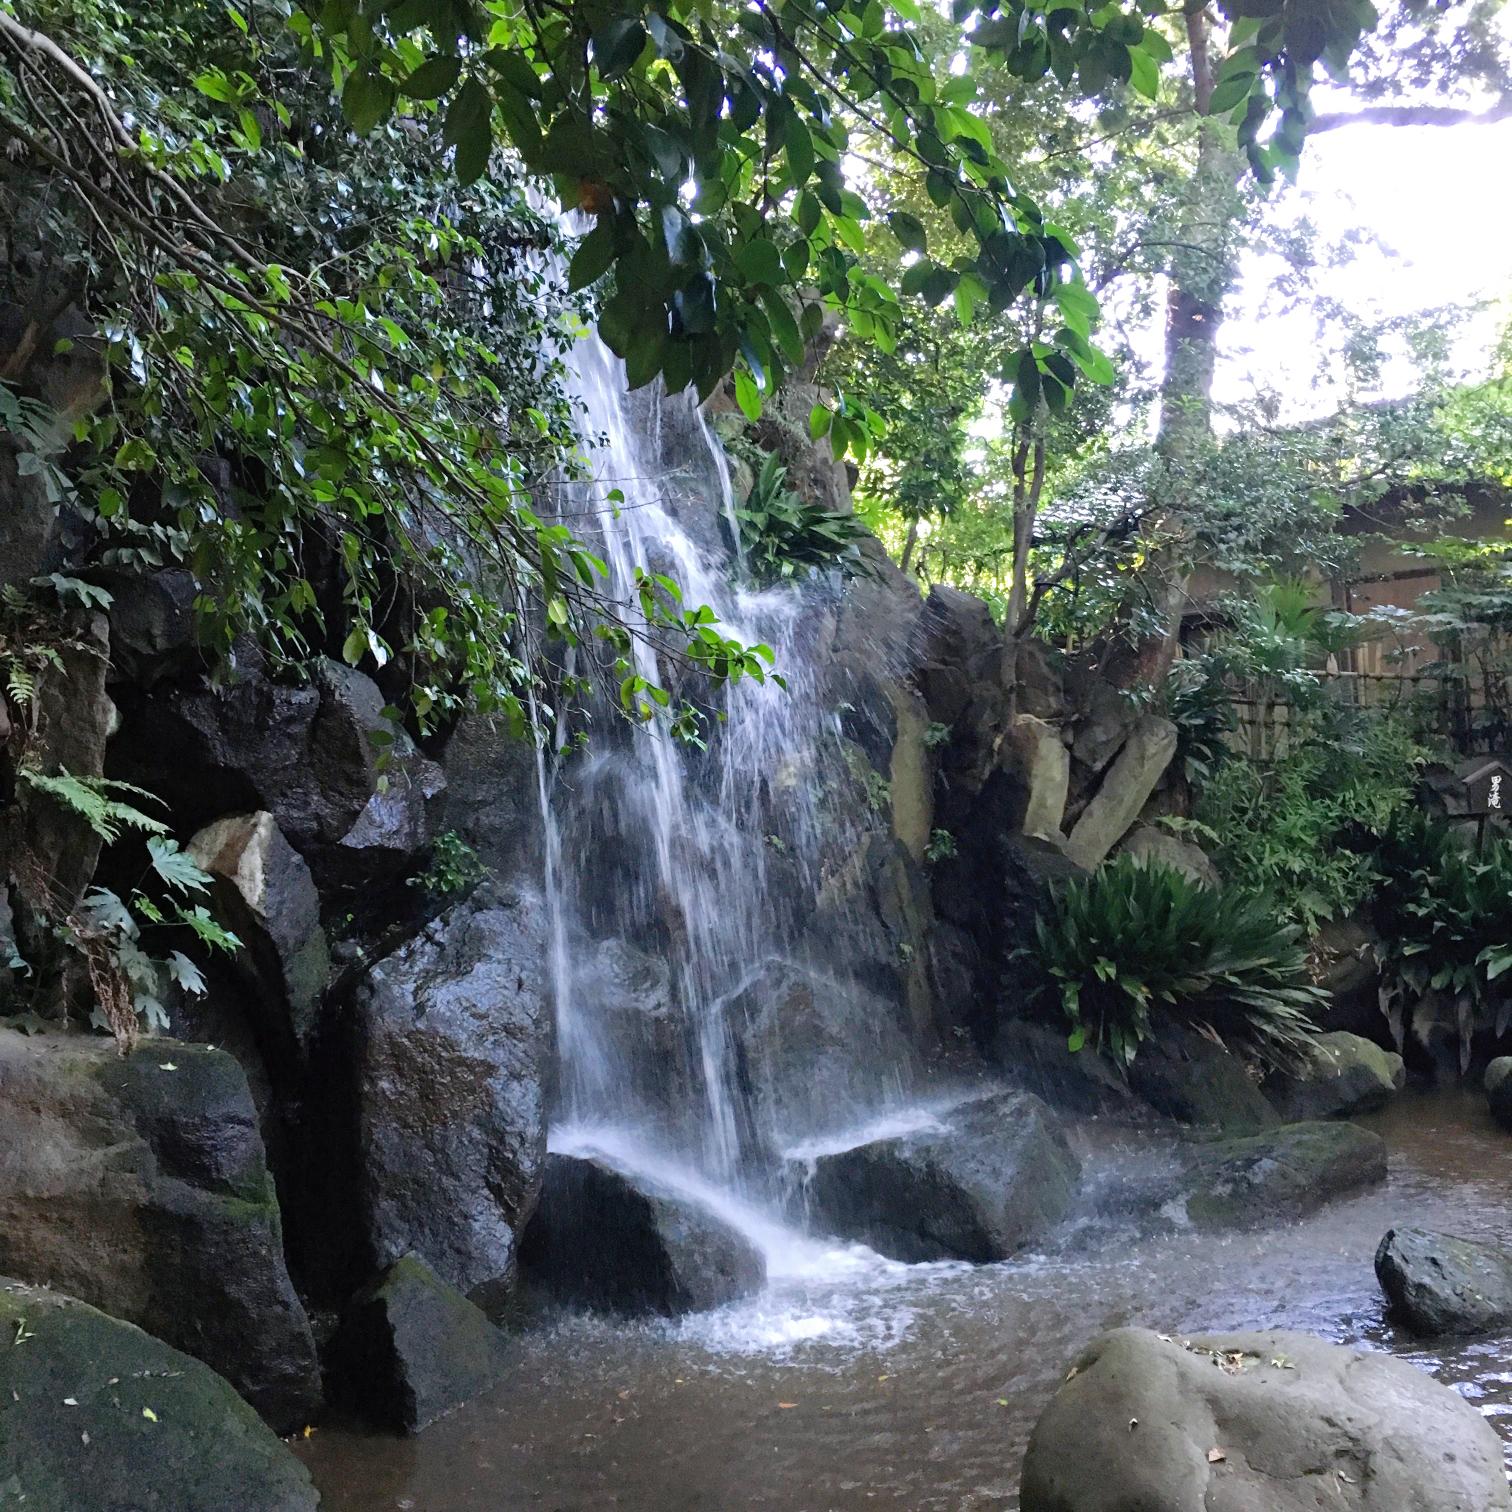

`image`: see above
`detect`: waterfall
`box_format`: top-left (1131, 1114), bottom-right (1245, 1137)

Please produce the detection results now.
top-left (533, 322), bottom-right (923, 1212)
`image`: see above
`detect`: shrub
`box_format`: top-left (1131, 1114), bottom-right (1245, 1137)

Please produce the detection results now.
top-left (1373, 816), bottom-right (1512, 1070)
top-left (1196, 709), bottom-right (1427, 932)
top-left (1159, 655), bottom-right (1236, 788)
top-left (1023, 855), bottom-right (1325, 1071)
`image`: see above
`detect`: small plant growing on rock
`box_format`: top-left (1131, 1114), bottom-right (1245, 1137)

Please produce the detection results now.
top-left (925, 828), bottom-right (957, 863)
top-left (408, 832), bottom-right (488, 903)
top-left (1023, 855), bottom-right (1324, 1072)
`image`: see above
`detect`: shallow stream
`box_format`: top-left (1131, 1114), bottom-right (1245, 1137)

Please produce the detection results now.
top-left (301, 1087), bottom-right (1512, 1510)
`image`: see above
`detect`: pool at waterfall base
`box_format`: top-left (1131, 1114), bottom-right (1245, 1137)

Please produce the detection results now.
top-left (300, 1086), bottom-right (1512, 1510)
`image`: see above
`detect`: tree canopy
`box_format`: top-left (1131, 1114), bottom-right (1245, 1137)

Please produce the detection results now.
top-left (0, 0), bottom-right (1399, 735)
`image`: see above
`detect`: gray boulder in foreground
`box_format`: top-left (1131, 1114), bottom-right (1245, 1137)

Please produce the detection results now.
top-left (1264, 1032), bottom-right (1405, 1122)
top-left (1021, 1326), bottom-right (1511, 1511)
top-left (1376, 1225), bottom-right (1512, 1337)
top-left (519, 1153), bottom-right (764, 1317)
top-left (0, 1278), bottom-right (318, 1512)
top-left (798, 1090), bottom-right (1080, 1262)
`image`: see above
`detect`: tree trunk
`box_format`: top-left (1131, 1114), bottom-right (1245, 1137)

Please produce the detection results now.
top-left (1102, 9), bottom-right (1243, 686)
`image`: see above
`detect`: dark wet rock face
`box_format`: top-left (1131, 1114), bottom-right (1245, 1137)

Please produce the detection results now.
top-left (1125, 1028), bottom-right (1279, 1131)
top-left (0, 1032), bottom-right (320, 1432)
top-left (1169, 1120), bottom-right (1387, 1231)
top-left (108, 658), bottom-right (443, 901)
top-left (188, 810), bottom-right (331, 1060)
top-left (520, 1153), bottom-right (765, 1317)
top-left (1264, 1032), bottom-right (1405, 1122)
top-left (729, 957), bottom-right (924, 1140)
top-left (333, 1253), bottom-right (513, 1433)
top-left (990, 1020), bottom-right (1139, 1119)
top-left (795, 1090), bottom-right (1080, 1263)
top-left (1376, 1225), bottom-right (1512, 1337)
top-left (1486, 1056), bottom-right (1512, 1130)
top-left (0, 1279), bottom-right (319, 1512)
top-left (352, 888), bottom-right (550, 1298)
top-left (1020, 1326), bottom-right (1511, 1512)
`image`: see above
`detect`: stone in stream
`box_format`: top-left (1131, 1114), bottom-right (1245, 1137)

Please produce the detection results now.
top-left (794, 1090), bottom-right (1081, 1263)
top-left (0, 1278), bottom-right (319, 1512)
top-left (1375, 1225), bottom-right (1512, 1337)
top-left (333, 1253), bottom-right (513, 1433)
top-left (1165, 1120), bottom-right (1387, 1231)
top-left (1486, 1056), bottom-right (1512, 1130)
top-left (1263, 1032), bottom-right (1405, 1122)
top-left (1020, 1326), bottom-right (1511, 1511)
top-left (0, 1031), bottom-right (321, 1431)
top-left (519, 1153), bottom-right (765, 1317)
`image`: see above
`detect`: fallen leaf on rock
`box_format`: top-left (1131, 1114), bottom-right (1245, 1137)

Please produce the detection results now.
top-left (778, 1402), bottom-right (798, 1409)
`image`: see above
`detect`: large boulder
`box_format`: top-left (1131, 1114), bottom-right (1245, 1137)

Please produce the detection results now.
top-left (1064, 714), bottom-right (1178, 870)
top-left (1309, 914), bottom-right (1383, 1037)
top-left (0, 1032), bottom-right (320, 1431)
top-left (1486, 1057), bottom-right (1512, 1130)
top-left (795, 1090), bottom-right (1080, 1263)
top-left (351, 888), bottom-right (550, 1297)
top-left (1168, 1121), bottom-right (1387, 1231)
top-left (1126, 1029), bottom-right (1278, 1131)
top-left (0, 1278), bottom-right (319, 1512)
top-left (1115, 823), bottom-right (1220, 890)
top-left (333, 1253), bottom-right (512, 1433)
top-left (1004, 714), bottom-right (1070, 842)
top-left (1376, 1225), bottom-right (1512, 1337)
top-left (1020, 1326), bottom-right (1511, 1511)
top-left (520, 1153), bottom-right (765, 1317)
top-left (188, 811), bottom-right (331, 1059)
top-left (1264, 1032), bottom-right (1404, 1122)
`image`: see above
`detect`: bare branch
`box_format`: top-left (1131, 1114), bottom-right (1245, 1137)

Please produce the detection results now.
top-left (1311, 98), bottom-right (1512, 132)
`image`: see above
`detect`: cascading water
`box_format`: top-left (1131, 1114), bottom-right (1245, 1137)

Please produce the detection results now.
top-left (533, 320), bottom-right (927, 1239)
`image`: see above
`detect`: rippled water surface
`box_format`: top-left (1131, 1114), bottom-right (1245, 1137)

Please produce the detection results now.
top-left (300, 1088), bottom-right (1512, 1510)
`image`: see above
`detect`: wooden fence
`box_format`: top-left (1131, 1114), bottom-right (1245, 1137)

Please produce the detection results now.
top-left (1227, 669), bottom-right (1510, 761)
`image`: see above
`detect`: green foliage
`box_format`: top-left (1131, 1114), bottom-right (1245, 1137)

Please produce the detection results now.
top-left (737, 451), bottom-right (869, 583)
top-left (1196, 710), bottom-right (1428, 933)
top-left (1373, 816), bottom-right (1512, 1070)
top-left (16, 770), bottom-right (167, 846)
top-left (925, 828), bottom-right (957, 863)
top-left (1397, 539), bottom-right (1512, 750)
top-left (10, 769), bottom-right (241, 1040)
top-left (1154, 656), bottom-right (1235, 788)
top-left (0, 2), bottom-right (775, 742)
top-left (409, 830), bottom-right (488, 902)
top-left (1024, 854), bottom-right (1324, 1071)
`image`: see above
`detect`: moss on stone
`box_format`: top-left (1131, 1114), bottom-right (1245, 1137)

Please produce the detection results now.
top-left (0, 1280), bottom-right (317, 1512)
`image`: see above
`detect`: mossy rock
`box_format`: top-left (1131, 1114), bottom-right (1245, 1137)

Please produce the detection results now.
top-left (334, 1254), bottom-right (512, 1433)
top-left (0, 1279), bottom-right (318, 1511)
top-left (1179, 1120), bottom-right (1387, 1230)
top-left (1264, 1032), bottom-right (1405, 1122)
top-left (0, 1031), bottom-right (320, 1429)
